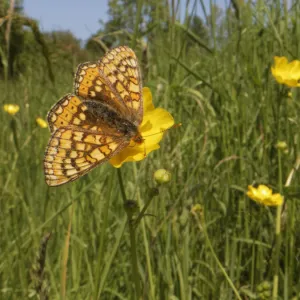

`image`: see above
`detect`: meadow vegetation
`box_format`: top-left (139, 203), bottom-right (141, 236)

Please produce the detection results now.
top-left (1, 0), bottom-right (300, 299)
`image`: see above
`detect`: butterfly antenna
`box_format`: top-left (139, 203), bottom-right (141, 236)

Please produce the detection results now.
top-left (143, 122), bottom-right (182, 139)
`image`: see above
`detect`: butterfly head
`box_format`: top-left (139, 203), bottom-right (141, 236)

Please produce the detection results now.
top-left (133, 132), bottom-right (144, 144)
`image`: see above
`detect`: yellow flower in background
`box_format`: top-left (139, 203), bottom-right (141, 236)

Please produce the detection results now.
top-left (247, 185), bottom-right (283, 206)
top-left (36, 117), bottom-right (48, 128)
top-left (109, 87), bottom-right (175, 168)
top-left (3, 104), bottom-right (20, 116)
top-left (271, 56), bottom-right (300, 87)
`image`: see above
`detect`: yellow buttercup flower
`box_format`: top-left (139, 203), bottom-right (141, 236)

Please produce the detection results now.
top-left (3, 104), bottom-right (20, 116)
top-left (271, 56), bottom-right (300, 87)
top-left (110, 87), bottom-right (175, 168)
top-left (247, 185), bottom-right (283, 206)
top-left (36, 117), bottom-right (48, 128)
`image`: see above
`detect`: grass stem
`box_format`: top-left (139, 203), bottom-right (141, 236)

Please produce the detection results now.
top-left (117, 169), bottom-right (141, 299)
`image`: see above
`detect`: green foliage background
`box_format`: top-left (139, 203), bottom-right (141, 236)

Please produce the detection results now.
top-left (1, 0), bottom-right (300, 299)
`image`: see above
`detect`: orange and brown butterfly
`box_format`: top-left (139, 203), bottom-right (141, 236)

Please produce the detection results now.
top-left (44, 46), bottom-right (175, 187)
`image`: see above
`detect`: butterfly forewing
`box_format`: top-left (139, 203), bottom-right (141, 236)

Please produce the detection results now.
top-left (99, 46), bottom-right (143, 124)
top-left (74, 46), bottom-right (143, 125)
top-left (47, 94), bottom-right (88, 132)
top-left (44, 127), bottom-right (129, 186)
top-left (74, 62), bottom-right (129, 118)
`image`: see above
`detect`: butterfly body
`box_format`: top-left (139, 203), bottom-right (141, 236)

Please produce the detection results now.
top-left (44, 46), bottom-right (144, 186)
top-left (82, 100), bottom-right (140, 139)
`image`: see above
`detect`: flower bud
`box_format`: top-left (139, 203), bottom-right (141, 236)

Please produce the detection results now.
top-left (276, 141), bottom-right (288, 151)
top-left (156, 83), bottom-right (164, 93)
top-left (261, 281), bottom-right (271, 290)
top-left (154, 169), bottom-right (171, 184)
top-left (191, 204), bottom-right (203, 218)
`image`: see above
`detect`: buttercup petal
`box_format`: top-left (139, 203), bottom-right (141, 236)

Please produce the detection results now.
top-left (247, 185), bottom-right (258, 200)
top-left (274, 56), bottom-right (288, 66)
top-left (271, 56), bottom-right (300, 87)
top-left (109, 87), bottom-right (175, 168)
top-left (143, 87), bottom-right (155, 112)
top-left (270, 194), bottom-right (284, 206)
top-left (257, 185), bottom-right (272, 199)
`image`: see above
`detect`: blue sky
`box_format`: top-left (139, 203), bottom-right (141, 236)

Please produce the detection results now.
top-left (23, 0), bottom-right (110, 41)
top-left (23, 0), bottom-right (225, 42)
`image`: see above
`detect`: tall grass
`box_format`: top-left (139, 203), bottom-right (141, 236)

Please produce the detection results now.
top-left (1, 1), bottom-right (300, 299)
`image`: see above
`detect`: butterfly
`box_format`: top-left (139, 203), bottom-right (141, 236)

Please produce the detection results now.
top-left (44, 46), bottom-right (143, 186)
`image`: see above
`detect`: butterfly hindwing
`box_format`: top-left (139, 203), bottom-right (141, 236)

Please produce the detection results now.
top-left (44, 127), bottom-right (129, 186)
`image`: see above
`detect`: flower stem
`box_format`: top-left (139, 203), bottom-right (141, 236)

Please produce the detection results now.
top-left (128, 219), bottom-right (140, 299)
top-left (61, 202), bottom-right (74, 300)
top-left (194, 211), bottom-right (242, 300)
top-left (272, 205), bottom-right (282, 300)
top-left (117, 169), bottom-right (141, 299)
top-left (10, 118), bottom-right (19, 152)
top-left (272, 150), bottom-right (283, 299)
top-left (134, 188), bottom-right (158, 228)
top-left (117, 168), bottom-right (127, 202)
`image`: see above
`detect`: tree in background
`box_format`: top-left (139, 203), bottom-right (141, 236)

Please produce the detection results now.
top-left (0, 0), bottom-right (25, 78)
top-left (43, 31), bottom-right (89, 69)
top-left (0, 0), bottom-right (210, 81)
top-left (0, 0), bottom-right (56, 82)
top-left (86, 0), bottom-right (160, 55)
top-left (86, 0), bottom-right (137, 55)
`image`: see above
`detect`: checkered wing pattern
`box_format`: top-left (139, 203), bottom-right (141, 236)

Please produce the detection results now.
top-left (74, 46), bottom-right (143, 125)
top-left (47, 94), bottom-right (89, 132)
top-left (44, 127), bottom-right (128, 186)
